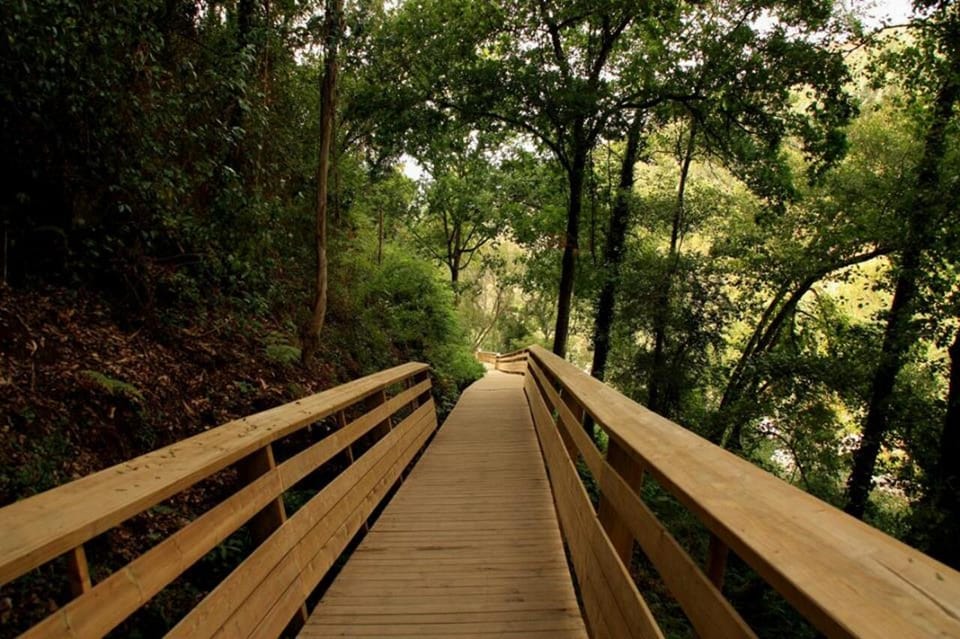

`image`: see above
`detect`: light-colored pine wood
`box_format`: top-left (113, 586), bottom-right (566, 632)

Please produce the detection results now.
top-left (706, 534), bottom-right (729, 588)
top-left (66, 546), bottom-right (91, 597)
top-left (528, 345), bottom-right (960, 639)
top-left (5, 366), bottom-right (432, 639)
top-left (495, 349), bottom-right (528, 374)
top-left (474, 350), bottom-right (499, 365)
top-left (526, 372), bottom-right (663, 639)
top-left (236, 445), bottom-right (308, 629)
top-left (239, 405), bottom-right (436, 639)
top-left (528, 357), bottom-right (755, 638)
top-left (168, 400), bottom-right (436, 639)
top-left (0, 362), bottom-right (429, 588)
top-left (597, 440), bottom-right (642, 561)
top-left (300, 371), bottom-right (588, 638)
top-left (19, 383), bottom-right (434, 639)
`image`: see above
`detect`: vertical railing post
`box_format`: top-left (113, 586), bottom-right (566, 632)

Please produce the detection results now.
top-left (364, 388), bottom-right (392, 442)
top-left (706, 533), bottom-right (729, 589)
top-left (597, 439), bottom-right (645, 565)
top-left (338, 409), bottom-right (370, 533)
top-left (237, 444), bottom-right (308, 626)
top-left (409, 370), bottom-right (430, 410)
top-left (556, 386), bottom-right (583, 459)
top-left (338, 410), bottom-right (356, 464)
top-left (66, 545), bottom-right (92, 597)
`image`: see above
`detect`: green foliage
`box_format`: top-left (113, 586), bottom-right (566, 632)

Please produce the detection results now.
top-left (264, 331), bottom-right (302, 367)
top-left (2, 0), bottom-right (959, 635)
top-left (3, 432), bottom-right (72, 499)
top-left (348, 243), bottom-right (484, 410)
top-left (80, 370), bottom-right (145, 403)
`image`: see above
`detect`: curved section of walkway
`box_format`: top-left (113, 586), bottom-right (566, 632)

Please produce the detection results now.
top-left (300, 370), bottom-right (587, 638)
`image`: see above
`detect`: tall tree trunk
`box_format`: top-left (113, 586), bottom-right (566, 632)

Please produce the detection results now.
top-left (844, 71), bottom-right (959, 518)
top-left (377, 208), bottom-right (384, 265)
top-left (929, 328), bottom-right (960, 568)
top-left (229, 0), bottom-right (256, 172)
top-left (301, 0), bottom-right (342, 366)
top-left (648, 121), bottom-right (696, 415)
top-left (451, 222), bottom-right (461, 286)
top-left (552, 144), bottom-right (588, 357)
top-left (590, 117), bottom-right (643, 381)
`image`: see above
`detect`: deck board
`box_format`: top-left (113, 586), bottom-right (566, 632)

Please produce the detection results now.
top-left (299, 370), bottom-right (588, 638)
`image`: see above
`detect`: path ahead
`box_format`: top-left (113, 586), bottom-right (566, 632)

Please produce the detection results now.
top-left (300, 370), bottom-right (588, 638)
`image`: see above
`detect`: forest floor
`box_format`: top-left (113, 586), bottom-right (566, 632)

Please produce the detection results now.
top-left (0, 283), bottom-right (341, 505)
top-left (0, 283), bottom-right (345, 632)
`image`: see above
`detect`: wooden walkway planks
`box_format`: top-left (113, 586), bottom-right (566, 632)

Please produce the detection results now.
top-left (299, 370), bottom-right (588, 638)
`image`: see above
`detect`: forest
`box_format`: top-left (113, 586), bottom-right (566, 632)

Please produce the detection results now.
top-left (1, 0), bottom-right (959, 636)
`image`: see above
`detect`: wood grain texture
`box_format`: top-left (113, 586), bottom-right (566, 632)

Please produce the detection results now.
top-left (526, 372), bottom-right (663, 639)
top-left (0, 363), bottom-right (429, 588)
top-left (526, 358), bottom-right (754, 639)
top-left (528, 345), bottom-right (960, 639)
top-left (169, 400), bottom-right (436, 639)
top-left (300, 371), bottom-right (588, 638)
top-left (17, 379), bottom-right (434, 639)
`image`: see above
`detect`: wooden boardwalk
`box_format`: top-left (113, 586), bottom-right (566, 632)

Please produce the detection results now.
top-left (299, 370), bottom-right (588, 638)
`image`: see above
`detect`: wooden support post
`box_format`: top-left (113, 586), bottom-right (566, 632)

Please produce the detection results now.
top-left (412, 370), bottom-right (430, 410)
top-left (381, 390), bottom-right (394, 431)
top-left (337, 410), bottom-right (356, 465)
top-left (597, 439), bottom-right (645, 565)
top-left (364, 389), bottom-right (392, 442)
top-left (337, 410), bottom-right (368, 530)
top-left (66, 545), bottom-right (92, 597)
top-left (706, 533), bottom-right (729, 589)
top-left (407, 375), bottom-right (420, 410)
top-left (237, 444), bottom-right (309, 626)
top-left (556, 387), bottom-right (582, 459)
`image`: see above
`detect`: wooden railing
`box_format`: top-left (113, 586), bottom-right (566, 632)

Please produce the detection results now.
top-left (520, 345), bottom-right (960, 639)
top-left (474, 350), bottom-right (499, 365)
top-left (0, 363), bottom-right (435, 639)
top-left (493, 348), bottom-right (529, 374)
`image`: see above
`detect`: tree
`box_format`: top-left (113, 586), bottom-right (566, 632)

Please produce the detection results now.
top-left (930, 326), bottom-right (960, 566)
top-left (302, 0), bottom-right (344, 365)
top-left (708, 101), bottom-right (917, 449)
top-left (382, 0), bottom-right (854, 358)
top-left (408, 132), bottom-right (508, 297)
top-left (646, 118), bottom-right (697, 413)
top-left (590, 115), bottom-right (643, 381)
top-left (845, 2), bottom-right (960, 518)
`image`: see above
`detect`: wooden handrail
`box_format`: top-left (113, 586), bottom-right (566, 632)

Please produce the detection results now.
top-left (474, 350), bottom-right (499, 365)
top-left (494, 348), bottom-right (528, 374)
top-left (524, 344), bottom-right (960, 639)
top-left (0, 363), bottom-right (436, 638)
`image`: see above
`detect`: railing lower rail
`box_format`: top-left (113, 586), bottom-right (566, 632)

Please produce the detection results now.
top-left (0, 363), bottom-right (436, 638)
top-left (515, 344), bottom-right (960, 639)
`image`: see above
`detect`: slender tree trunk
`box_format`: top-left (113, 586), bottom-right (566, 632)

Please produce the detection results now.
top-left (473, 288), bottom-right (505, 349)
top-left (301, 0), bottom-right (342, 366)
top-left (718, 248), bottom-right (890, 449)
top-left (552, 145), bottom-right (587, 357)
top-left (648, 121), bottom-right (696, 415)
top-left (845, 72), bottom-right (959, 518)
top-left (233, 0), bottom-right (255, 149)
top-left (377, 209), bottom-right (384, 265)
top-left (928, 328), bottom-right (960, 568)
top-left (590, 118), bottom-right (642, 381)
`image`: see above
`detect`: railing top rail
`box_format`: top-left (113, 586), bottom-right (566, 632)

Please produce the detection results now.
top-left (0, 361), bottom-right (429, 587)
top-left (527, 345), bottom-right (960, 639)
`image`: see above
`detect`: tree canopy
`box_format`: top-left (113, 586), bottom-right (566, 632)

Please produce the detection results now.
top-left (2, 0), bottom-right (959, 635)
